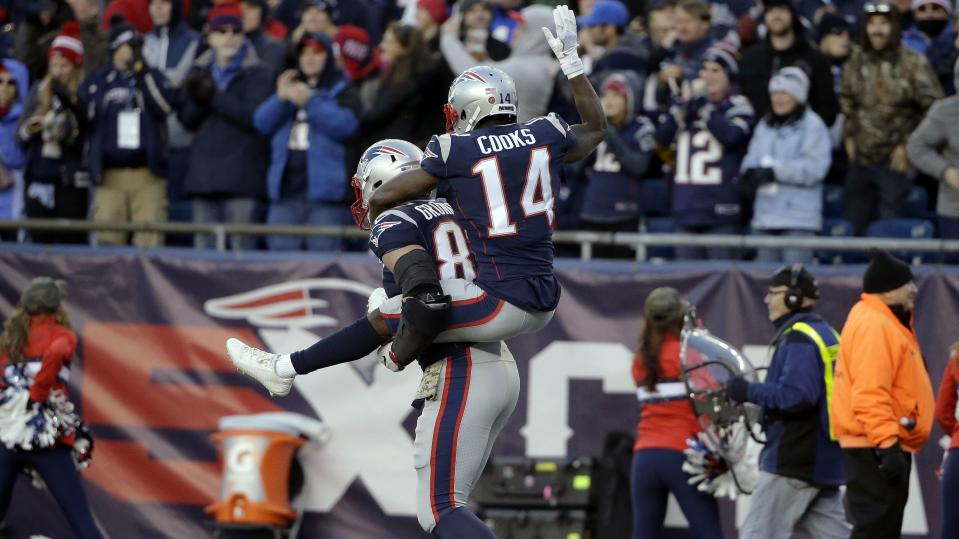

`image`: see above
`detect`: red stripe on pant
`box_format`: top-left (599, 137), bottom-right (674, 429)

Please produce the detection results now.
top-left (427, 351), bottom-right (473, 525)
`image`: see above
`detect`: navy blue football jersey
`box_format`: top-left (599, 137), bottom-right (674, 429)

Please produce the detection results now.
top-left (419, 113), bottom-right (577, 312)
top-left (581, 115), bottom-right (656, 223)
top-left (369, 198), bottom-right (476, 298)
top-left (655, 94), bottom-right (754, 228)
top-left (369, 198), bottom-right (476, 368)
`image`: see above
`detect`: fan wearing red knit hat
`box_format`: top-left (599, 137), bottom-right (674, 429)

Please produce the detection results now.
top-left (101, 0), bottom-right (155, 35)
top-left (178, 1), bottom-right (274, 250)
top-left (18, 22), bottom-right (91, 245)
top-left (50, 21), bottom-right (85, 67)
top-left (412, 0), bottom-right (449, 47)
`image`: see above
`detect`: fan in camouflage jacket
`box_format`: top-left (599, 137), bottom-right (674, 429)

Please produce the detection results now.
top-left (841, 35), bottom-right (942, 166)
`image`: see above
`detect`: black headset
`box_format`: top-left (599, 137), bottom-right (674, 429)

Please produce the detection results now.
top-left (783, 263), bottom-right (805, 311)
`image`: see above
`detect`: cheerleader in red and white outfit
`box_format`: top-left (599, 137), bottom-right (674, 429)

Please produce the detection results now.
top-left (0, 277), bottom-right (101, 538)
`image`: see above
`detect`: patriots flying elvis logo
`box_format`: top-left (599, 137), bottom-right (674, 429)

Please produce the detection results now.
top-left (461, 71), bottom-right (487, 83)
top-left (370, 145), bottom-right (409, 158)
top-left (370, 220), bottom-right (402, 248)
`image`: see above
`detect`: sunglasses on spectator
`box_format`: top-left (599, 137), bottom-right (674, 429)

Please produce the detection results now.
top-left (0, 78), bottom-right (15, 86)
top-left (213, 26), bottom-right (242, 35)
top-left (863, 2), bottom-right (893, 13)
top-left (916, 4), bottom-right (944, 12)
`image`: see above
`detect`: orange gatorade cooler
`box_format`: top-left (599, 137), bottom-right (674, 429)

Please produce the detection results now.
top-left (206, 413), bottom-right (328, 528)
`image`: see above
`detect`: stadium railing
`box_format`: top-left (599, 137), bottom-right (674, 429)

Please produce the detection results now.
top-left (1, 219), bottom-right (958, 263)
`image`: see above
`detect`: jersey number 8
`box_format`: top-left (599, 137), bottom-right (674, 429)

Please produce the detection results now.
top-left (433, 220), bottom-right (476, 281)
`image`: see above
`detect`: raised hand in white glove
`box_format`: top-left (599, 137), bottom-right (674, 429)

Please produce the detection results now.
top-left (542, 5), bottom-right (584, 79)
top-left (377, 341), bottom-right (404, 372)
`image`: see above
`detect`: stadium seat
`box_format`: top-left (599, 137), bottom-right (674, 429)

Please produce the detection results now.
top-left (822, 184), bottom-right (845, 219)
top-left (643, 217), bottom-right (675, 260)
top-left (817, 218), bottom-right (857, 264)
top-left (902, 186), bottom-right (930, 219)
top-left (641, 179), bottom-right (670, 217)
top-left (865, 218), bottom-right (936, 263)
top-left (865, 218), bottom-right (935, 239)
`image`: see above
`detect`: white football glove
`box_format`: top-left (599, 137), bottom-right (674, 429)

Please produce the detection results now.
top-left (376, 341), bottom-right (404, 372)
top-left (542, 5), bottom-right (584, 80)
top-left (367, 287), bottom-right (388, 314)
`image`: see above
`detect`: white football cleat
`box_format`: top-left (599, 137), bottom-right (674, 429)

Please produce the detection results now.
top-left (226, 338), bottom-right (294, 397)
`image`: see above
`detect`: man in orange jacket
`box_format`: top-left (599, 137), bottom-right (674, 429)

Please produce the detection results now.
top-left (831, 248), bottom-right (935, 539)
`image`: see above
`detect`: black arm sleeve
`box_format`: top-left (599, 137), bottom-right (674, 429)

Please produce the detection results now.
top-left (389, 249), bottom-right (452, 368)
top-left (393, 248), bottom-right (442, 298)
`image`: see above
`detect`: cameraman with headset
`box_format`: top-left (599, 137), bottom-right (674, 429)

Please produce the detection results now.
top-left (726, 265), bottom-right (851, 538)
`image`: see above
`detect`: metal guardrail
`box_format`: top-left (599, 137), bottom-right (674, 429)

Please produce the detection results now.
top-left (1, 218), bottom-right (957, 261)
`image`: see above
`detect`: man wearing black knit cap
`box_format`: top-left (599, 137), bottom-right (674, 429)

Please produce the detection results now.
top-left (727, 264), bottom-right (850, 538)
top-left (831, 248), bottom-right (935, 538)
top-left (739, 0), bottom-right (838, 126)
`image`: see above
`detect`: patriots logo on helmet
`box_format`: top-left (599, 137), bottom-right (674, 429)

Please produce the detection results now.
top-left (370, 145), bottom-right (409, 158)
top-left (461, 71), bottom-right (487, 83)
top-left (370, 220), bottom-right (403, 248)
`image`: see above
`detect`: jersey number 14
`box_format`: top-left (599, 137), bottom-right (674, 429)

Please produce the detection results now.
top-left (471, 147), bottom-right (555, 237)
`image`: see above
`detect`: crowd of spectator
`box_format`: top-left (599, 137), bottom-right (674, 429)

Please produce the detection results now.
top-left (0, 0), bottom-right (956, 261)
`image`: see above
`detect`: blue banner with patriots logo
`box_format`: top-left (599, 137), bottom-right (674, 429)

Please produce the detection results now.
top-left (0, 246), bottom-right (956, 538)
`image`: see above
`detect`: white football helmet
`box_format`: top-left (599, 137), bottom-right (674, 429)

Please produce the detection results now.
top-left (444, 66), bottom-right (518, 134)
top-left (350, 139), bottom-right (424, 229)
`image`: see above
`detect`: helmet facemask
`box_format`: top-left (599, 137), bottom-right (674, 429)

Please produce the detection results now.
top-left (350, 174), bottom-right (370, 229)
top-left (350, 139), bottom-right (425, 229)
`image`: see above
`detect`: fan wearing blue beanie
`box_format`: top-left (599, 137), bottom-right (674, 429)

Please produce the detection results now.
top-left (654, 43), bottom-right (756, 260)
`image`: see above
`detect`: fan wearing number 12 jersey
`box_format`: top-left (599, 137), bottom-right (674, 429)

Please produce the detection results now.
top-left (655, 47), bottom-right (754, 235)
